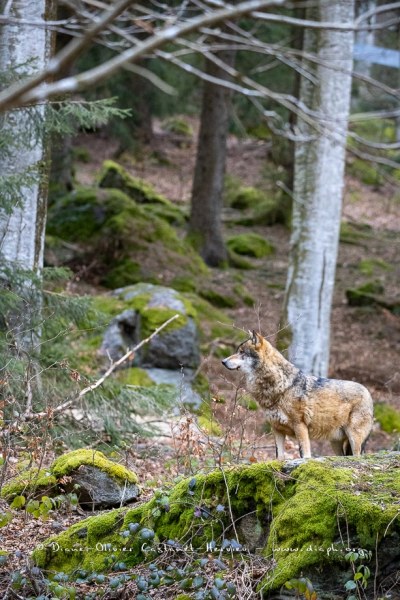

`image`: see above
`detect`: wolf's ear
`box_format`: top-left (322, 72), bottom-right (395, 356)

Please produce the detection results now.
top-left (251, 330), bottom-right (263, 346)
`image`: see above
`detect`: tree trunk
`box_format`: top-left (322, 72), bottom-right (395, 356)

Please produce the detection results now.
top-left (280, 0), bottom-right (354, 377)
top-left (188, 50), bottom-right (235, 267)
top-left (0, 0), bottom-right (54, 349)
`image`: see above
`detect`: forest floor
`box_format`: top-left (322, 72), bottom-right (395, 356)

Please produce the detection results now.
top-left (1, 120), bottom-right (400, 597)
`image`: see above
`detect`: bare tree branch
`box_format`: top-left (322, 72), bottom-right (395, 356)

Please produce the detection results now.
top-left (0, 0), bottom-right (285, 111)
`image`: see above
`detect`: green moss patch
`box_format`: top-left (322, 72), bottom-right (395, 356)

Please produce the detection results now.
top-left (345, 281), bottom-right (400, 314)
top-left (199, 288), bottom-right (236, 308)
top-left (340, 222), bottom-right (373, 245)
top-left (358, 258), bottom-right (392, 276)
top-left (115, 368), bottom-right (155, 387)
top-left (374, 403), bottom-right (400, 433)
top-left (227, 233), bottom-right (275, 259)
top-left (162, 117), bottom-right (193, 137)
top-left (346, 281), bottom-right (384, 308)
top-left (233, 283), bottom-right (255, 307)
top-left (1, 468), bottom-right (57, 502)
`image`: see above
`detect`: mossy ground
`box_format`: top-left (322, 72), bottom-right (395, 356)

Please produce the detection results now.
top-left (32, 454), bottom-right (400, 596)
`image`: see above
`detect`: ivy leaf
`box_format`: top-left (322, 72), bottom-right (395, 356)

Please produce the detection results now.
top-left (10, 495), bottom-right (26, 509)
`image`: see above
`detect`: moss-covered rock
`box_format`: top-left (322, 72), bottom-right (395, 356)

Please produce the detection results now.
top-left (98, 160), bottom-right (166, 205)
top-left (51, 449), bottom-right (140, 509)
top-left (1, 450), bottom-right (139, 509)
top-left (32, 454), bottom-right (400, 598)
top-left (374, 403), bottom-right (400, 433)
top-left (97, 161), bottom-right (186, 225)
top-left (224, 177), bottom-right (290, 227)
top-left (51, 449), bottom-right (138, 484)
top-left (98, 284), bottom-right (201, 369)
top-left (46, 186), bottom-right (206, 288)
top-left (228, 186), bottom-right (269, 210)
top-left (227, 233), bottom-right (275, 259)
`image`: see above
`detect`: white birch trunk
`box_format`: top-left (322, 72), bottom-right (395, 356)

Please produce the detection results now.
top-left (0, 0), bottom-right (53, 347)
top-left (281, 0), bottom-right (354, 377)
top-left (0, 0), bottom-right (52, 271)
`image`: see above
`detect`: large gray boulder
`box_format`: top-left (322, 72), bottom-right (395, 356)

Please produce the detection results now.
top-left (52, 449), bottom-right (140, 510)
top-left (65, 465), bottom-right (140, 509)
top-left (100, 283), bottom-right (200, 369)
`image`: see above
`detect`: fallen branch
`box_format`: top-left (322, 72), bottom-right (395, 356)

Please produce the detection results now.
top-left (5, 313), bottom-right (180, 431)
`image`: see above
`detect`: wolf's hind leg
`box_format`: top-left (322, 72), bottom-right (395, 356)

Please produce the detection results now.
top-left (343, 429), bottom-right (365, 456)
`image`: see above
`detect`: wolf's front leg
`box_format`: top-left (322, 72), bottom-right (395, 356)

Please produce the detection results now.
top-left (294, 423), bottom-right (311, 458)
top-left (274, 430), bottom-right (286, 459)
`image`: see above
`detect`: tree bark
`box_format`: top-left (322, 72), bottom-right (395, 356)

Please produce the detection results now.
top-left (280, 0), bottom-right (355, 377)
top-left (0, 0), bottom-right (54, 348)
top-left (188, 49), bottom-right (235, 267)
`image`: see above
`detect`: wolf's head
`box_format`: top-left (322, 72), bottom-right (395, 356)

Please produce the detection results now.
top-left (221, 331), bottom-right (272, 377)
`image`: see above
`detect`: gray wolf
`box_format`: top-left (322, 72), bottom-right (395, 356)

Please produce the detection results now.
top-left (221, 331), bottom-right (373, 459)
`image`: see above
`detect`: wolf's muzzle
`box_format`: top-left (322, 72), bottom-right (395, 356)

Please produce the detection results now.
top-left (221, 357), bottom-right (240, 370)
